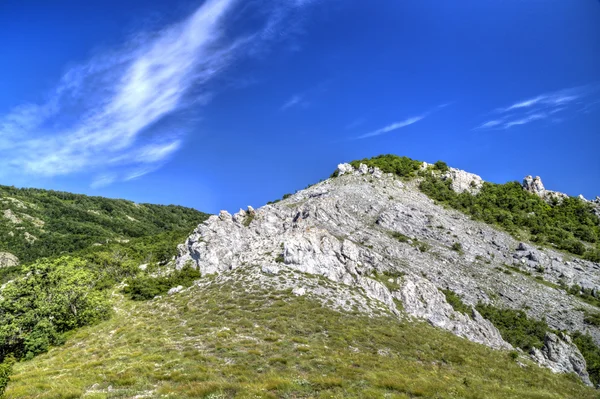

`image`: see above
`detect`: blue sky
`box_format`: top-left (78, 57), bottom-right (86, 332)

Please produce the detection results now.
top-left (0, 0), bottom-right (599, 213)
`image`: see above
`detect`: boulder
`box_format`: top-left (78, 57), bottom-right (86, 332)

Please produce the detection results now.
top-left (337, 163), bottom-right (354, 176)
top-left (167, 285), bottom-right (184, 295)
top-left (0, 252), bottom-right (18, 268)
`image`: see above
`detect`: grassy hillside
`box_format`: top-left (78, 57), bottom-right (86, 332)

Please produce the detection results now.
top-left (0, 184), bottom-right (209, 264)
top-left (6, 272), bottom-right (598, 399)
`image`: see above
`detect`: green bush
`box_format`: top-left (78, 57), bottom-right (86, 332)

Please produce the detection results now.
top-left (124, 265), bottom-right (202, 301)
top-left (0, 257), bottom-right (110, 361)
top-left (349, 155), bottom-right (422, 178)
top-left (433, 160), bottom-right (449, 172)
top-left (0, 355), bottom-right (15, 397)
top-left (391, 232), bottom-right (410, 243)
top-left (573, 332), bottom-right (600, 386)
top-left (475, 304), bottom-right (548, 351)
top-left (451, 242), bottom-right (463, 253)
top-left (441, 289), bottom-right (471, 315)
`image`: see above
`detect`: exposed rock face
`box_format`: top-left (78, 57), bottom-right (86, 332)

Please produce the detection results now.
top-left (530, 332), bottom-right (592, 386)
top-left (0, 252), bottom-right (19, 268)
top-left (442, 168), bottom-right (484, 194)
top-left (523, 175), bottom-right (546, 196)
top-left (399, 275), bottom-right (511, 349)
top-left (3, 209), bottom-right (22, 224)
top-left (178, 162), bottom-right (600, 383)
top-left (522, 175), bottom-right (569, 203)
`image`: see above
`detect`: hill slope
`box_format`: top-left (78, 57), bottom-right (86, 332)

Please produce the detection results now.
top-left (0, 185), bottom-right (209, 265)
top-left (6, 272), bottom-right (597, 399)
top-left (4, 155), bottom-right (600, 398)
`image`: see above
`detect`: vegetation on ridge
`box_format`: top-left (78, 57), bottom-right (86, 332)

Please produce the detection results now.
top-left (338, 154), bottom-right (600, 262)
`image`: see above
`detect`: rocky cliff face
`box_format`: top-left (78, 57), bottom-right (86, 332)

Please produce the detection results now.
top-left (177, 162), bottom-right (599, 385)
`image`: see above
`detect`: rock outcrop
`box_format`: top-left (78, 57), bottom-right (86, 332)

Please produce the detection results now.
top-left (530, 332), bottom-right (592, 386)
top-left (399, 275), bottom-right (511, 349)
top-left (177, 162), bottom-right (600, 384)
top-left (0, 252), bottom-right (19, 268)
top-left (442, 168), bottom-right (484, 194)
top-left (522, 175), bottom-right (569, 203)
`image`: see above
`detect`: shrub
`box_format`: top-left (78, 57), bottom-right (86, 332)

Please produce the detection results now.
top-left (391, 232), bottom-right (410, 243)
top-left (441, 289), bottom-right (471, 315)
top-left (0, 257), bottom-right (111, 360)
top-left (451, 242), bottom-right (463, 253)
top-left (348, 155), bottom-right (422, 178)
top-left (475, 304), bottom-right (548, 351)
top-left (124, 265), bottom-right (201, 301)
top-left (433, 161), bottom-right (449, 172)
top-left (573, 332), bottom-right (600, 386)
top-left (0, 355), bottom-right (15, 397)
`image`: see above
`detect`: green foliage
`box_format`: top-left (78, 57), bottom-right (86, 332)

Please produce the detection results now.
top-left (0, 355), bottom-right (15, 397)
top-left (451, 242), bottom-right (464, 253)
top-left (123, 265), bottom-right (201, 301)
top-left (0, 257), bottom-right (111, 361)
top-left (433, 160), bottom-right (449, 172)
top-left (583, 311), bottom-right (600, 327)
top-left (0, 184), bottom-right (208, 264)
top-left (573, 332), bottom-right (600, 386)
top-left (390, 231), bottom-right (410, 243)
top-left (419, 176), bottom-right (600, 260)
top-left (442, 289), bottom-right (471, 315)
top-left (349, 154), bottom-right (422, 178)
top-left (475, 304), bottom-right (549, 351)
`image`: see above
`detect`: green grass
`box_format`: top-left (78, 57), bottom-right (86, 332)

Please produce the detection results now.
top-left (6, 276), bottom-right (598, 399)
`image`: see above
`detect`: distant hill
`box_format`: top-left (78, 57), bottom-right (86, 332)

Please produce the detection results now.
top-left (0, 185), bottom-right (209, 265)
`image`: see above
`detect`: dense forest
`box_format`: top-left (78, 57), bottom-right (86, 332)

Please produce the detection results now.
top-left (0, 185), bottom-right (209, 264)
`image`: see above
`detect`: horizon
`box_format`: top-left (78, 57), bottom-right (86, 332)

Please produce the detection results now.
top-left (1, 0), bottom-right (599, 213)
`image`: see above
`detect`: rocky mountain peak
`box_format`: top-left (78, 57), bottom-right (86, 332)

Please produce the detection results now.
top-left (176, 160), bottom-right (599, 386)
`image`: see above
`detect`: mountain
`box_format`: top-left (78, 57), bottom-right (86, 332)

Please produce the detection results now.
top-left (0, 184), bottom-right (209, 266)
top-left (4, 155), bottom-right (600, 398)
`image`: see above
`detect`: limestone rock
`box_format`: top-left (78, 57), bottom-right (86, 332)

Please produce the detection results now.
top-left (167, 285), bottom-right (184, 295)
top-left (0, 252), bottom-right (18, 268)
top-left (530, 332), bottom-right (592, 386)
top-left (3, 209), bottom-right (21, 224)
top-left (523, 176), bottom-right (546, 196)
top-left (398, 275), bottom-right (511, 350)
top-left (442, 168), bottom-right (484, 194)
top-left (337, 163), bottom-right (354, 176)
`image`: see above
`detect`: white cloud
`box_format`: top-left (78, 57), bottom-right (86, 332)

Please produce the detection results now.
top-left (478, 84), bottom-right (599, 130)
top-left (355, 103), bottom-right (450, 140)
top-left (281, 95), bottom-right (304, 111)
top-left (0, 0), bottom-right (321, 187)
top-left (356, 116), bottom-right (424, 139)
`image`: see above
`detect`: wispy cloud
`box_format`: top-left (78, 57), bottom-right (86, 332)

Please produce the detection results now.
top-left (355, 103), bottom-right (450, 140)
top-left (280, 94), bottom-right (305, 111)
top-left (477, 84), bottom-right (599, 130)
top-left (357, 116), bottom-right (424, 139)
top-left (0, 0), bottom-right (320, 187)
